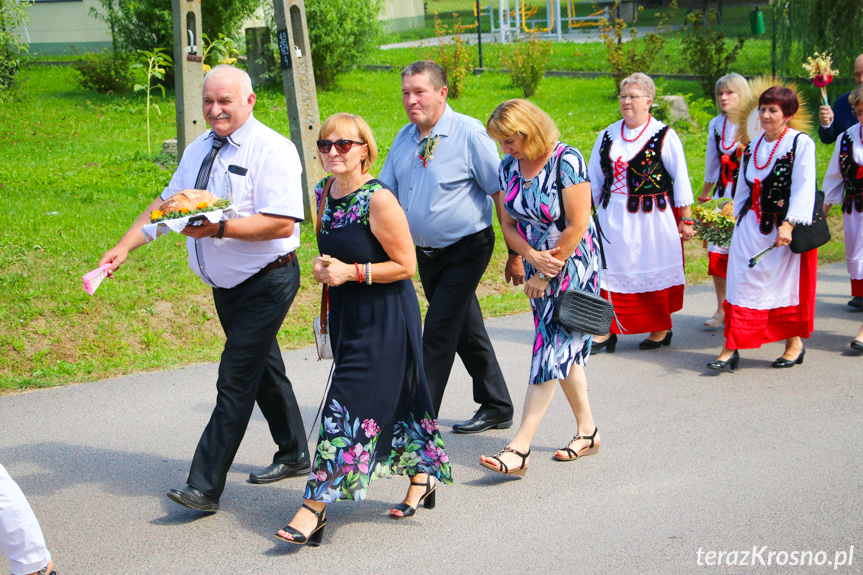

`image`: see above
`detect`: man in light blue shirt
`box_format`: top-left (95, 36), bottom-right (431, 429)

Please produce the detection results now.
top-left (379, 60), bottom-right (516, 434)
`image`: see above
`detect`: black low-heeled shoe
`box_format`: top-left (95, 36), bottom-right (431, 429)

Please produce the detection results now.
top-left (390, 475), bottom-right (436, 519)
top-left (590, 333), bottom-right (617, 354)
top-left (772, 346), bottom-right (805, 368)
top-left (707, 350), bottom-right (740, 371)
top-left (850, 340), bottom-right (863, 352)
top-left (275, 503), bottom-right (327, 546)
top-left (639, 329), bottom-right (673, 350)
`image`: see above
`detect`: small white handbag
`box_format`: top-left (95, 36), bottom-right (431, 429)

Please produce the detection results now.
top-left (313, 313), bottom-right (332, 360)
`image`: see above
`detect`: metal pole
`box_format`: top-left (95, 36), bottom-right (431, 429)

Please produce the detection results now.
top-left (476, 0), bottom-right (484, 70)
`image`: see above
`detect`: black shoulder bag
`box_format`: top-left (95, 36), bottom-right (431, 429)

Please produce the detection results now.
top-left (549, 147), bottom-right (619, 336)
top-left (789, 190), bottom-right (830, 253)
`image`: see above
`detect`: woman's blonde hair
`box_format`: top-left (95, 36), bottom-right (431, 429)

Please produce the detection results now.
top-left (714, 73), bottom-right (751, 114)
top-left (318, 113), bottom-right (378, 173)
top-left (620, 72), bottom-right (656, 101)
top-left (486, 99), bottom-right (560, 161)
top-left (850, 85), bottom-right (863, 108)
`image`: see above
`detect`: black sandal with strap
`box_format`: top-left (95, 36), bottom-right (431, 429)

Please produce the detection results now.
top-left (275, 503), bottom-right (327, 546)
top-left (480, 446), bottom-right (530, 477)
top-left (390, 474), bottom-right (437, 519)
top-left (554, 427), bottom-right (600, 461)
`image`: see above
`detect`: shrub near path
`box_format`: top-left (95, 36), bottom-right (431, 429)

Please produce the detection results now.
top-left (0, 65), bottom-right (842, 391)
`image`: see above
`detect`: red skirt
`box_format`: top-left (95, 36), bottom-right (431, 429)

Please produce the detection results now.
top-left (601, 284), bottom-right (685, 334)
top-left (723, 249), bottom-right (818, 349)
top-left (852, 278), bottom-right (863, 297)
top-left (708, 252), bottom-right (728, 278)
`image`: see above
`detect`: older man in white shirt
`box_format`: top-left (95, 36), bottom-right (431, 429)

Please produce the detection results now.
top-left (100, 65), bottom-right (309, 513)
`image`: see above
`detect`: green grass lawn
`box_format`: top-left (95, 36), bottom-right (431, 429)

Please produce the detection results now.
top-left (0, 62), bottom-right (846, 391)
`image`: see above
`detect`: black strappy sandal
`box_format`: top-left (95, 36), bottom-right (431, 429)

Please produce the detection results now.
top-left (480, 446), bottom-right (530, 477)
top-left (275, 503), bottom-right (327, 546)
top-left (390, 474), bottom-right (436, 519)
top-left (554, 427), bottom-right (600, 461)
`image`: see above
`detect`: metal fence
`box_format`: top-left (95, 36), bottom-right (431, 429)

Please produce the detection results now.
top-left (381, 1), bottom-right (773, 42)
top-left (18, 0), bottom-right (787, 77)
top-left (20, 0), bottom-right (774, 53)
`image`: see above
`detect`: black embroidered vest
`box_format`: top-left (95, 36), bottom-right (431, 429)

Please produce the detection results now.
top-left (838, 132), bottom-right (863, 214)
top-left (599, 126), bottom-right (674, 213)
top-left (738, 134), bottom-right (799, 235)
top-left (712, 129), bottom-right (742, 198)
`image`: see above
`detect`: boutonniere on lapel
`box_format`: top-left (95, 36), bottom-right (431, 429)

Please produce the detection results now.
top-left (418, 134), bottom-right (441, 168)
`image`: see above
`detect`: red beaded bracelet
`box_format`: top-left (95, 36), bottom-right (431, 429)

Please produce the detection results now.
top-left (355, 262), bottom-right (363, 283)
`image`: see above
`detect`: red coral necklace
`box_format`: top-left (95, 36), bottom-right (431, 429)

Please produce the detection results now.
top-left (753, 125), bottom-right (788, 170)
top-left (720, 116), bottom-right (738, 151)
top-left (621, 115), bottom-right (651, 142)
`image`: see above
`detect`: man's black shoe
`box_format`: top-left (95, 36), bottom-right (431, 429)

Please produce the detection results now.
top-left (248, 461), bottom-right (312, 484)
top-left (451, 411), bottom-right (513, 434)
top-left (166, 486), bottom-right (219, 513)
top-left (848, 297), bottom-right (863, 310)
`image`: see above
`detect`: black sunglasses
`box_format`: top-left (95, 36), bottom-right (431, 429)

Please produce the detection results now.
top-left (316, 139), bottom-right (365, 154)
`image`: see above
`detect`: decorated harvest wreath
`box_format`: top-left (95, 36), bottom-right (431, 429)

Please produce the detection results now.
top-left (727, 76), bottom-right (813, 146)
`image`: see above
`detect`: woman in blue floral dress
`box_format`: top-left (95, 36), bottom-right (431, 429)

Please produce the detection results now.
top-left (479, 99), bottom-right (603, 476)
top-left (275, 114), bottom-right (452, 547)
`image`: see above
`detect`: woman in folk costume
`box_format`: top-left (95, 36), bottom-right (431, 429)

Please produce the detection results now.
top-left (698, 73), bottom-right (751, 328)
top-left (822, 84), bottom-right (863, 352)
top-left (708, 85), bottom-right (818, 372)
top-left (587, 73), bottom-right (696, 353)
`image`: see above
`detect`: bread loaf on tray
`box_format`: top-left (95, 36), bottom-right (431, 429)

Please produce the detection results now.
top-left (159, 189), bottom-right (219, 214)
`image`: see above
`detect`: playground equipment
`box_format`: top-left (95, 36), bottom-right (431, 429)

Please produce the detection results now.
top-left (485, 0), bottom-right (610, 43)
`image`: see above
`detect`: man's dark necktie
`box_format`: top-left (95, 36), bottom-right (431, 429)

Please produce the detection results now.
top-left (194, 135), bottom-right (228, 190)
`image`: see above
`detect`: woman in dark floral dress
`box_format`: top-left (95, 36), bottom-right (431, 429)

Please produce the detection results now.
top-left (275, 114), bottom-right (452, 547)
top-left (478, 99), bottom-right (602, 477)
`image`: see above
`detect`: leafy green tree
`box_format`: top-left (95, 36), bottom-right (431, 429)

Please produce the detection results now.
top-left (304, 0), bottom-right (383, 89)
top-left (133, 48), bottom-right (172, 154)
top-left (599, 1), bottom-right (672, 87)
top-left (774, 0), bottom-right (863, 80)
top-left (90, 0), bottom-right (255, 55)
top-left (0, 0), bottom-right (31, 92)
top-left (681, 10), bottom-right (745, 98)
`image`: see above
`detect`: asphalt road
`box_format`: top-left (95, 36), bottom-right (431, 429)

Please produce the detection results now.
top-left (2, 263), bottom-right (862, 575)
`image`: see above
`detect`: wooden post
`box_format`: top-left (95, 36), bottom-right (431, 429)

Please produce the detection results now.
top-left (171, 0), bottom-right (206, 160)
top-left (273, 0), bottom-right (325, 220)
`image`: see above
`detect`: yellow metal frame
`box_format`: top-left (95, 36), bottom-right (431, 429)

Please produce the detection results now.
top-left (520, 2), bottom-right (550, 33)
top-left (565, 0), bottom-right (606, 29)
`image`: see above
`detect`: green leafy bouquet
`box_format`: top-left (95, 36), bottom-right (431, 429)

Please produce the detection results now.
top-left (692, 200), bottom-right (736, 247)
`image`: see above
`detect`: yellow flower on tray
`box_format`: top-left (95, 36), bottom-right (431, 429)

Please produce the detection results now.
top-left (197, 201), bottom-right (209, 209)
top-left (180, 208), bottom-right (190, 214)
top-left (150, 210), bottom-right (164, 221)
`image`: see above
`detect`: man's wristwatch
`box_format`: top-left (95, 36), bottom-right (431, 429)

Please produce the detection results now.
top-left (214, 219), bottom-right (226, 239)
top-left (538, 272), bottom-right (549, 281)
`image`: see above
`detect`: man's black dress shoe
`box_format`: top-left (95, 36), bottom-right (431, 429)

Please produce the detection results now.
top-left (850, 339), bottom-right (863, 352)
top-left (452, 411), bottom-right (513, 434)
top-left (249, 461), bottom-right (312, 484)
top-left (166, 486), bottom-right (219, 513)
top-left (848, 297), bottom-right (863, 310)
